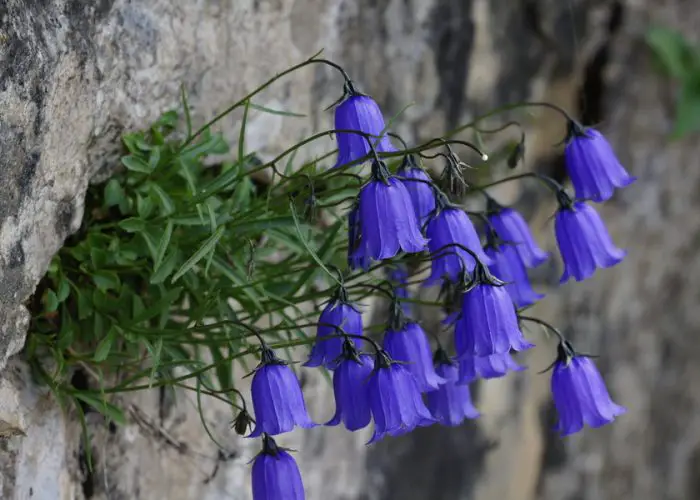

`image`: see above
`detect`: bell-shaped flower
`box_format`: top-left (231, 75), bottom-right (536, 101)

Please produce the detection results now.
top-left (383, 322), bottom-right (446, 392)
top-left (304, 286), bottom-right (362, 369)
top-left (367, 351), bottom-right (435, 443)
top-left (252, 434), bottom-right (305, 500)
top-left (456, 351), bottom-right (525, 384)
top-left (326, 340), bottom-right (374, 431)
top-left (425, 350), bottom-right (480, 426)
top-left (555, 201), bottom-right (625, 283)
top-left (351, 161), bottom-right (427, 268)
top-left (334, 92), bottom-right (396, 168)
top-left (454, 266), bottom-right (534, 358)
top-left (425, 198), bottom-right (491, 285)
top-left (348, 205), bottom-right (370, 271)
top-left (249, 347), bottom-right (316, 437)
top-left (397, 155), bottom-right (436, 225)
top-left (550, 340), bottom-right (626, 435)
top-left (485, 243), bottom-right (544, 308)
top-left (564, 125), bottom-right (635, 203)
top-left (386, 264), bottom-right (412, 316)
top-left (488, 206), bottom-right (548, 268)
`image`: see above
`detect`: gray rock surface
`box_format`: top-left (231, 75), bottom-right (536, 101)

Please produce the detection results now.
top-left (1, 0), bottom-right (697, 499)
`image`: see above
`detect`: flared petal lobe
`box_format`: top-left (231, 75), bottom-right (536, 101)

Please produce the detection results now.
top-left (382, 323), bottom-right (446, 392)
top-left (326, 354), bottom-right (373, 431)
top-left (488, 208), bottom-right (548, 268)
top-left (252, 438), bottom-right (305, 500)
top-left (455, 284), bottom-right (534, 357)
top-left (426, 208), bottom-right (491, 284)
top-left (485, 245), bottom-right (544, 308)
top-left (551, 356), bottom-right (626, 436)
top-left (457, 351), bottom-right (525, 384)
top-left (425, 362), bottom-right (480, 426)
top-left (398, 164), bottom-right (436, 225)
top-left (334, 95), bottom-right (396, 168)
top-left (352, 178), bottom-right (427, 268)
top-left (368, 362), bottom-right (434, 443)
top-left (555, 202), bottom-right (626, 283)
top-left (304, 301), bottom-right (362, 369)
top-left (249, 364), bottom-right (316, 437)
top-left (565, 128), bottom-right (635, 203)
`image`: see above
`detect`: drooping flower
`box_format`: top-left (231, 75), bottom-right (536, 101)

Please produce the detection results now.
top-left (386, 263), bottom-right (412, 316)
top-left (456, 351), bottom-right (526, 385)
top-left (550, 340), bottom-right (626, 436)
top-left (348, 204), bottom-right (370, 271)
top-left (383, 322), bottom-right (446, 392)
top-left (397, 155), bottom-right (436, 225)
top-left (304, 286), bottom-right (362, 369)
top-left (488, 206), bottom-right (548, 269)
top-left (555, 200), bottom-right (625, 283)
top-left (333, 91), bottom-right (396, 168)
top-left (484, 243), bottom-right (544, 308)
top-left (367, 351), bottom-right (435, 443)
top-left (425, 197), bottom-right (491, 285)
top-left (454, 266), bottom-right (534, 358)
top-left (564, 125), bottom-right (635, 203)
top-left (249, 347), bottom-right (316, 437)
top-left (252, 434), bottom-right (305, 500)
top-left (326, 341), bottom-right (374, 431)
top-left (351, 161), bottom-right (427, 268)
top-left (425, 350), bottom-right (480, 426)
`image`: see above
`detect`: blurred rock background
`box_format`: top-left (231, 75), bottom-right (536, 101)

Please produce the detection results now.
top-left (1, 0), bottom-right (698, 499)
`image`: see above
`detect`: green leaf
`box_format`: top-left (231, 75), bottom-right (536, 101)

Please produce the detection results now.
top-left (672, 74), bottom-right (700, 138)
top-left (230, 215), bottom-right (297, 234)
top-left (193, 153), bottom-right (256, 203)
top-left (128, 287), bottom-right (183, 326)
top-left (150, 249), bottom-right (179, 284)
top-left (290, 219), bottom-right (343, 294)
top-left (289, 200), bottom-right (340, 286)
top-left (77, 291), bottom-right (93, 320)
top-left (154, 220), bottom-right (174, 271)
top-left (136, 193), bottom-right (155, 219)
top-left (646, 26), bottom-right (697, 79)
top-left (44, 290), bottom-right (59, 313)
top-left (249, 102), bottom-right (307, 117)
top-left (73, 392), bottom-right (126, 425)
top-left (148, 146), bottom-right (162, 170)
top-left (104, 179), bottom-right (125, 207)
top-left (118, 217), bottom-right (146, 233)
top-left (94, 326), bottom-right (118, 362)
top-left (92, 271), bottom-right (121, 292)
top-left (121, 155), bottom-right (152, 174)
top-left (171, 226), bottom-right (225, 283)
top-left (149, 183), bottom-right (176, 216)
top-left (57, 279), bottom-right (70, 302)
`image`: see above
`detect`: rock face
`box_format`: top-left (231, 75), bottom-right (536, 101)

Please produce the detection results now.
top-left (1, 0), bottom-right (698, 499)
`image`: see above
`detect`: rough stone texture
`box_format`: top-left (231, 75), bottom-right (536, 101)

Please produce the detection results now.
top-left (1, 0), bottom-right (698, 499)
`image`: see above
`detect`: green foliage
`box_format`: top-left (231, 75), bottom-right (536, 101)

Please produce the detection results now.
top-left (25, 94), bottom-right (358, 431)
top-left (646, 26), bottom-right (700, 138)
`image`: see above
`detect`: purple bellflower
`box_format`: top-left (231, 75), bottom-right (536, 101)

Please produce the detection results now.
top-left (326, 339), bottom-right (374, 431)
top-left (457, 351), bottom-right (525, 385)
top-left (367, 350), bottom-right (435, 443)
top-left (351, 160), bottom-right (427, 268)
top-left (383, 319), bottom-right (446, 393)
top-left (425, 193), bottom-right (491, 285)
top-left (252, 434), bottom-right (305, 500)
top-left (564, 124), bottom-right (635, 203)
top-left (249, 347), bottom-right (316, 437)
top-left (484, 242), bottom-right (544, 308)
top-left (348, 204), bottom-right (370, 271)
top-left (333, 88), bottom-right (396, 169)
top-left (555, 199), bottom-right (626, 283)
top-left (425, 349), bottom-right (480, 426)
top-left (454, 265), bottom-right (534, 358)
top-left (550, 340), bottom-right (626, 436)
top-left (386, 263), bottom-right (412, 316)
top-left (487, 204), bottom-right (548, 269)
top-left (304, 285), bottom-right (362, 369)
top-left (397, 155), bottom-right (436, 225)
